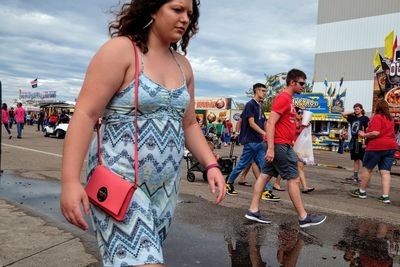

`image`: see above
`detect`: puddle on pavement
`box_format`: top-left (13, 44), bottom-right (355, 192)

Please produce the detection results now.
top-left (2, 172), bottom-right (400, 266)
top-left (220, 220), bottom-right (400, 267)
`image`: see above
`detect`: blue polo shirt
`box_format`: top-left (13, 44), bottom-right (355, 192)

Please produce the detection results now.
top-left (239, 99), bottom-right (266, 144)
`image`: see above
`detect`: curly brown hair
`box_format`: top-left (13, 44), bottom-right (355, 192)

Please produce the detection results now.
top-left (109, 0), bottom-right (200, 55)
top-left (375, 100), bottom-right (392, 121)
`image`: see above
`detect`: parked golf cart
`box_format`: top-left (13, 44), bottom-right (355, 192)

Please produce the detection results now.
top-left (43, 123), bottom-right (69, 139)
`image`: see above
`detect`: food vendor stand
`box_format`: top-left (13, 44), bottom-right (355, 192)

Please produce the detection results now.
top-left (265, 92), bottom-right (349, 151)
top-left (373, 31), bottom-right (400, 124)
top-left (293, 92), bottom-right (349, 150)
top-left (194, 97), bottom-right (242, 129)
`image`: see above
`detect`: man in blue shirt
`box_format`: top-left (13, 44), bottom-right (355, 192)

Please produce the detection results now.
top-left (226, 83), bottom-right (279, 201)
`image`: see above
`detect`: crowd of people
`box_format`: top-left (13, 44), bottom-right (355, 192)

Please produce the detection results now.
top-left (1, 102), bottom-right (71, 139)
top-left (53, 0), bottom-right (399, 266)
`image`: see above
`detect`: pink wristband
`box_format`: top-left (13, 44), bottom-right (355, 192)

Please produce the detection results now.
top-left (206, 163), bottom-right (220, 171)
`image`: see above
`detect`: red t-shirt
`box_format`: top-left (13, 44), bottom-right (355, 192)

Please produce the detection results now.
top-left (49, 115), bottom-right (59, 123)
top-left (272, 91), bottom-right (297, 144)
top-left (2, 109), bottom-right (9, 123)
top-left (366, 114), bottom-right (397, 151)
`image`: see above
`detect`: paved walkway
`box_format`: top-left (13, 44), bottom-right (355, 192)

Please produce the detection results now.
top-left (0, 199), bottom-right (98, 267)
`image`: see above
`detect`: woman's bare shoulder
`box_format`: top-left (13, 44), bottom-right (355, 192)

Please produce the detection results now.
top-left (96, 37), bottom-right (134, 59)
top-left (173, 52), bottom-right (191, 67)
top-left (172, 51), bottom-right (193, 81)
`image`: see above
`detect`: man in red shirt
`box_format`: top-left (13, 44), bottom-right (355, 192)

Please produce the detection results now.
top-left (245, 69), bottom-right (326, 228)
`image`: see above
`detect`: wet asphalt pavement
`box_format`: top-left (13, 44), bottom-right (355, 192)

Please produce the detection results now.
top-left (2, 172), bottom-right (400, 267)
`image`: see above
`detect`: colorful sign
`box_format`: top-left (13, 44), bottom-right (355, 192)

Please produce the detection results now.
top-left (19, 90), bottom-right (57, 101)
top-left (195, 98), bottom-right (231, 110)
top-left (293, 93), bottom-right (330, 113)
top-left (373, 31), bottom-right (400, 120)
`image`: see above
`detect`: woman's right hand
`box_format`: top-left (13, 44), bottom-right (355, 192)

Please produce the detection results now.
top-left (60, 181), bottom-right (90, 230)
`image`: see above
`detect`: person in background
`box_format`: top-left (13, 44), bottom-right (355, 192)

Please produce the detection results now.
top-left (350, 100), bottom-right (397, 204)
top-left (58, 110), bottom-right (70, 124)
top-left (8, 107), bottom-right (14, 129)
top-left (25, 112), bottom-right (30, 126)
top-left (226, 84), bottom-right (279, 201)
top-left (225, 119), bottom-right (233, 141)
top-left (30, 112), bottom-right (35, 125)
top-left (14, 102), bottom-right (26, 139)
top-left (37, 109), bottom-right (45, 131)
top-left (338, 125), bottom-right (348, 154)
top-left (342, 103), bottom-right (369, 183)
top-left (1, 103), bottom-right (12, 139)
top-left (233, 116), bottom-right (277, 195)
top-left (48, 112), bottom-right (59, 127)
top-left (395, 128), bottom-right (400, 150)
top-left (269, 107), bottom-right (315, 194)
top-left (245, 69), bottom-right (326, 227)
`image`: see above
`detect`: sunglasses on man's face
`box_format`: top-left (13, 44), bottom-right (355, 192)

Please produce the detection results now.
top-left (295, 81), bottom-right (306, 86)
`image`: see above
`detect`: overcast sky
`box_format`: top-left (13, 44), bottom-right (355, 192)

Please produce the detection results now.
top-left (0, 0), bottom-right (318, 104)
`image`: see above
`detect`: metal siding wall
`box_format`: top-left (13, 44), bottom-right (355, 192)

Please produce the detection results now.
top-left (314, 48), bottom-right (379, 82)
top-left (313, 80), bottom-right (374, 112)
top-left (318, 0), bottom-right (400, 24)
top-left (315, 13), bottom-right (400, 54)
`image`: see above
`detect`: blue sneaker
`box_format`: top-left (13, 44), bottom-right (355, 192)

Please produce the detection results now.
top-left (245, 210), bottom-right (272, 224)
top-left (299, 214), bottom-right (326, 228)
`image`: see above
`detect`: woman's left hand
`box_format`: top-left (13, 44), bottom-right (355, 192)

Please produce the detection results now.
top-left (207, 168), bottom-right (226, 204)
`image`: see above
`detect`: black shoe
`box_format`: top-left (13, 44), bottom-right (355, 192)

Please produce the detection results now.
top-left (8, 135), bottom-right (12, 139)
top-left (226, 183), bottom-right (238, 195)
top-left (261, 190), bottom-right (280, 201)
top-left (245, 210), bottom-right (272, 224)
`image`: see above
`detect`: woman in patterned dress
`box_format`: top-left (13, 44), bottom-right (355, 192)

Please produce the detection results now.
top-left (60, 0), bottom-right (226, 266)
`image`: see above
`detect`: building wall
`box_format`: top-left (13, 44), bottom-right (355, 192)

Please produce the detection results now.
top-left (314, 0), bottom-right (400, 112)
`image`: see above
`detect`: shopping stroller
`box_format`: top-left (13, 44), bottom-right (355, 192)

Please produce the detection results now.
top-left (205, 125), bottom-right (222, 149)
top-left (184, 142), bottom-right (237, 182)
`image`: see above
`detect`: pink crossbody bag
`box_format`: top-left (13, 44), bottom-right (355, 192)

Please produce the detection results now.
top-left (85, 41), bottom-right (140, 221)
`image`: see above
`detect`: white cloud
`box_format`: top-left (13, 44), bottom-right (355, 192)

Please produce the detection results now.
top-left (189, 56), bottom-right (256, 88)
top-left (0, 0), bottom-right (318, 103)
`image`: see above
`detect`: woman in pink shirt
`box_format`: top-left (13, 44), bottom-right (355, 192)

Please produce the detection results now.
top-left (1, 103), bottom-right (12, 139)
top-left (14, 102), bottom-right (26, 139)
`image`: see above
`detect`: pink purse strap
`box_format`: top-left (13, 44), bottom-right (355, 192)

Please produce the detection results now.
top-left (96, 40), bottom-right (140, 187)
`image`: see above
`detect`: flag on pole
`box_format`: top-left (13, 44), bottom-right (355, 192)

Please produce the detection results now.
top-left (373, 48), bottom-right (382, 71)
top-left (340, 88), bottom-right (347, 98)
top-left (30, 78), bottom-right (38, 88)
top-left (392, 36), bottom-right (398, 61)
top-left (323, 78), bottom-right (328, 87)
top-left (327, 83), bottom-right (332, 96)
top-left (384, 31), bottom-right (394, 59)
top-left (331, 87), bottom-right (336, 97)
top-left (339, 77), bottom-right (344, 88)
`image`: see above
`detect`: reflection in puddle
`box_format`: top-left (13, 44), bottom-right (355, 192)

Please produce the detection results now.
top-left (225, 219), bottom-right (400, 267)
top-left (277, 224), bottom-right (304, 267)
top-left (225, 224), bottom-right (267, 267)
top-left (335, 219), bottom-right (400, 267)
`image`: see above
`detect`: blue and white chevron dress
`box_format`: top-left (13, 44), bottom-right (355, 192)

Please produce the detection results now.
top-left (87, 52), bottom-right (190, 266)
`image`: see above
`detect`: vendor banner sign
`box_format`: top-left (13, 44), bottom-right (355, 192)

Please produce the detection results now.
top-left (195, 98), bottom-right (231, 110)
top-left (373, 31), bottom-right (400, 120)
top-left (293, 93), bottom-right (329, 114)
top-left (19, 90), bottom-right (57, 101)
